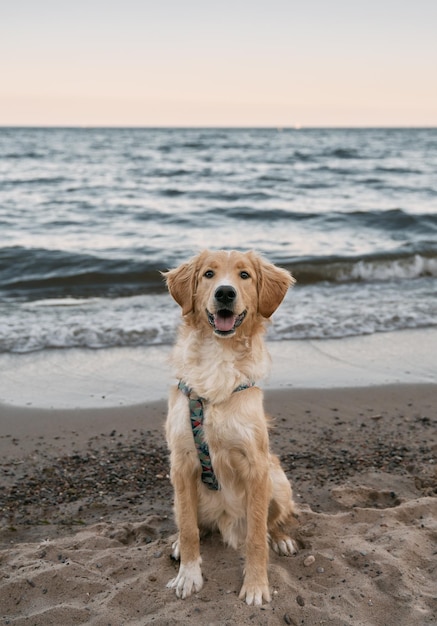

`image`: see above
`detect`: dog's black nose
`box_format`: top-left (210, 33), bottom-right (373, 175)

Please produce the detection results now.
top-left (215, 285), bottom-right (236, 305)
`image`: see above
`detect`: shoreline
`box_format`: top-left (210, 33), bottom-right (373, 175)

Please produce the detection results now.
top-left (0, 328), bottom-right (435, 410)
top-left (1, 381), bottom-right (436, 459)
top-left (0, 382), bottom-right (435, 460)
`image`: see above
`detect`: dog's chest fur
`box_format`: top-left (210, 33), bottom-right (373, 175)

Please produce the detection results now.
top-left (170, 329), bottom-right (271, 492)
top-left (171, 327), bottom-right (271, 404)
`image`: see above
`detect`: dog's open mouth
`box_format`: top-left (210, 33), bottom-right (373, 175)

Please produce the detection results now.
top-left (207, 309), bottom-right (247, 336)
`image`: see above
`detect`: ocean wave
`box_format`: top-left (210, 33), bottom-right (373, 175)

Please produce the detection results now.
top-left (214, 207), bottom-right (310, 221)
top-left (1, 245), bottom-right (436, 304)
top-left (293, 150), bottom-right (314, 161)
top-left (0, 280), bottom-right (435, 353)
top-left (189, 189), bottom-right (273, 202)
top-left (356, 178), bottom-right (384, 186)
top-left (206, 207), bottom-right (437, 233)
top-left (323, 148), bottom-right (363, 159)
top-left (150, 168), bottom-right (191, 178)
top-left (287, 251), bottom-right (437, 284)
top-left (330, 208), bottom-right (437, 232)
top-left (2, 151), bottom-right (44, 160)
top-left (159, 188), bottom-right (186, 197)
top-left (374, 166), bottom-right (422, 175)
top-left (257, 174), bottom-right (289, 183)
top-left (180, 141), bottom-right (210, 150)
top-left (0, 247), bottom-right (165, 299)
top-left (0, 176), bottom-right (68, 187)
top-left (0, 294), bottom-right (179, 353)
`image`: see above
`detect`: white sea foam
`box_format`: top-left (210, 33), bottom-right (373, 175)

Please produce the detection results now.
top-left (0, 278), bottom-right (435, 353)
top-left (346, 254), bottom-right (437, 282)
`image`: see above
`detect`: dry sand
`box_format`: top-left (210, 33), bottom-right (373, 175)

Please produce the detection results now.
top-left (1, 383), bottom-right (436, 625)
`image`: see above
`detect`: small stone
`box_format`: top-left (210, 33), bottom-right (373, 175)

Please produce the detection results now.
top-left (153, 550), bottom-right (163, 558)
top-left (303, 555), bottom-right (315, 567)
top-left (296, 594), bottom-right (305, 607)
top-left (284, 614), bottom-right (294, 624)
top-left (316, 567), bottom-right (325, 574)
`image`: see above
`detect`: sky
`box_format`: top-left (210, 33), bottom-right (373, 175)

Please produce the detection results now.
top-left (1, 0), bottom-right (436, 127)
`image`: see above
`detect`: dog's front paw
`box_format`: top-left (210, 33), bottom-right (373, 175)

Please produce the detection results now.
top-left (239, 579), bottom-right (271, 606)
top-left (167, 559), bottom-right (203, 599)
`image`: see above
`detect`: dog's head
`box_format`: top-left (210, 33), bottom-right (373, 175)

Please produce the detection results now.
top-left (164, 250), bottom-right (294, 338)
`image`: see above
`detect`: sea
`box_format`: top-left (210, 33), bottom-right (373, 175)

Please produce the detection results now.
top-left (0, 127), bottom-right (436, 354)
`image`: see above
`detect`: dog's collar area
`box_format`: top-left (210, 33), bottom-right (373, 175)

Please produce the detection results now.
top-left (206, 308), bottom-right (247, 336)
top-left (178, 380), bottom-right (255, 490)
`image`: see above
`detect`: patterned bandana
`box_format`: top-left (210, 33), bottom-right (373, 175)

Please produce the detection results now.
top-left (178, 380), bottom-right (255, 491)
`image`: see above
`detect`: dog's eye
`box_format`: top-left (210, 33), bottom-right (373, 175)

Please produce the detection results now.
top-left (240, 271), bottom-right (250, 279)
top-left (204, 270), bottom-right (215, 279)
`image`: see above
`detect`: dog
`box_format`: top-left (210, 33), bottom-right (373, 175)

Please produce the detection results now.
top-left (163, 249), bottom-right (297, 606)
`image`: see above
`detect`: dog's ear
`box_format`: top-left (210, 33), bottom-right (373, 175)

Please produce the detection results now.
top-left (250, 253), bottom-right (295, 318)
top-left (162, 259), bottom-right (198, 315)
top-left (162, 252), bottom-right (211, 315)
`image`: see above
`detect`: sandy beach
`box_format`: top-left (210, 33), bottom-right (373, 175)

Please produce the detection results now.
top-left (1, 332), bottom-right (436, 625)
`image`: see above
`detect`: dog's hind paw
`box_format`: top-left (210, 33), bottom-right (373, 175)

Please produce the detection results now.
top-left (270, 536), bottom-right (297, 556)
top-left (170, 538), bottom-right (180, 560)
top-left (167, 559), bottom-right (203, 599)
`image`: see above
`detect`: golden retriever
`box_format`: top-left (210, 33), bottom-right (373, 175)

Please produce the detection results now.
top-left (163, 249), bottom-right (297, 606)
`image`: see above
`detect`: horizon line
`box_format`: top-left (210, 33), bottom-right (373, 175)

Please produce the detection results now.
top-left (1, 124), bottom-right (436, 130)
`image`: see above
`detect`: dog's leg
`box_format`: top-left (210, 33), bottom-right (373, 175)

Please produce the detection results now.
top-left (268, 457), bottom-right (298, 556)
top-left (166, 389), bottom-right (204, 599)
top-left (167, 465), bottom-right (203, 599)
top-left (239, 467), bottom-right (271, 606)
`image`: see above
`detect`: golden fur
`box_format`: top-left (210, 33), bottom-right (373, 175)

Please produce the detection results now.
top-left (164, 250), bottom-right (297, 606)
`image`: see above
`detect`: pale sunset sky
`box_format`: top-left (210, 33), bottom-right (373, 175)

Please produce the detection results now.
top-left (1, 0), bottom-right (436, 127)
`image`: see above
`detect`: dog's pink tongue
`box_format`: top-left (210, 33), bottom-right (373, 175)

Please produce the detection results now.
top-left (215, 313), bottom-right (236, 332)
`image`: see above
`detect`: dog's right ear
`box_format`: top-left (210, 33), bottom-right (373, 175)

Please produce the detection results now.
top-left (162, 259), bottom-right (197, 315)
top-left (249, 252), bottom-right (295, 318)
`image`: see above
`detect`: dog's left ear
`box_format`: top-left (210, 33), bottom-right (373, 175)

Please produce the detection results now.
top-left (162, 257), bottom-right (198, 315)
top-left (250, 253), bottom-right (295, 318)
